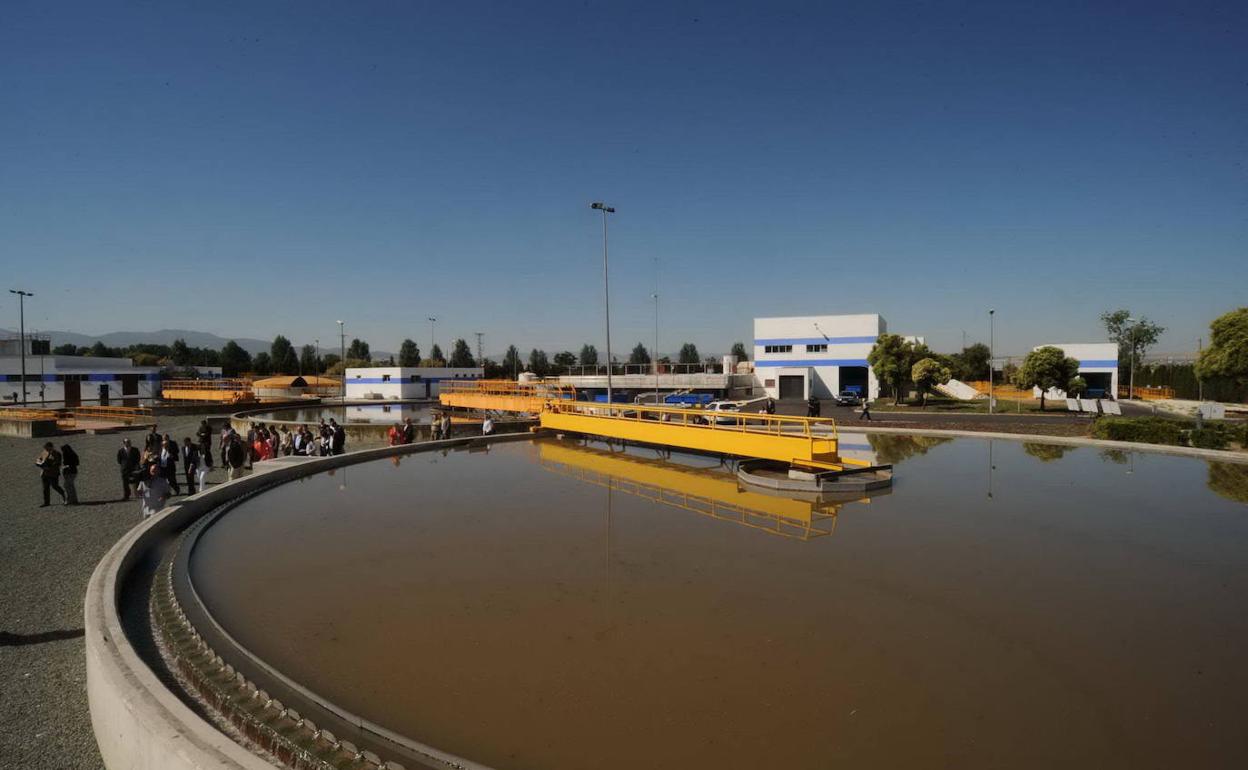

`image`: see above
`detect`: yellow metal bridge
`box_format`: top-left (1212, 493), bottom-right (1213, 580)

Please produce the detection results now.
top-left (439, 379), bottom-right (576, 414)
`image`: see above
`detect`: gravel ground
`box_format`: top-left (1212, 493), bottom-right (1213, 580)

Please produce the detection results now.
top-left (0, 413), bottom-right (228, 769)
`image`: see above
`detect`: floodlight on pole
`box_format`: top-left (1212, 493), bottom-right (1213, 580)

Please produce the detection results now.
top-left (427, 317), bottom-right (437, 362)
top-left (9, 290), bottom-right (32, 406)
top-left (590, 202), bottom-right (616, 405)
top-left (988, 309), bottom-right (995, 415)
top-left (337, 320), bottom-right (345, 403)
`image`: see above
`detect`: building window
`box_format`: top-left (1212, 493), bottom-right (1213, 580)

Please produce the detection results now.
top-left (764, 379), bottom-right (776, 387)
top-left (805, 344), bottom-right (827, 353)
top-left (382, 374), bottom-right (391, 382)
top-left (763, 345), bottom-right (793, 354)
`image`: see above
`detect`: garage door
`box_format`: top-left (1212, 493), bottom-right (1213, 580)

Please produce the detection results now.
top-left (778, 375), bottom-right (804, 400)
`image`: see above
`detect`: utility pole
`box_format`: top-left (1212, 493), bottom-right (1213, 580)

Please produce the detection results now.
top-left (475, 332), bottom-right (484, 369)
top-left (427, 317), bottom-right (437, 362)
top-left (1197, 337), bottom-right (1203, 402)
top-left (9, 289), bottom-right (32, 406)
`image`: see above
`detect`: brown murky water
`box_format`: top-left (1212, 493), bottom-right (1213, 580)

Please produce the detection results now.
top-left (191, 437), bottom-right (1248, 770)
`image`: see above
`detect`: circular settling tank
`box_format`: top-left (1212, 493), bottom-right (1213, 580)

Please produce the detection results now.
top-left (245, 402), bottom-right (434, 426)
top-left (188, 436), bottom-right (1248, 770)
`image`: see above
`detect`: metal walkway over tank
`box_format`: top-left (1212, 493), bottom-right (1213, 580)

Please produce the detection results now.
top-left (440, 379), bottom-right (859, 470)
top-left (439, 379), bottom-right (576, 413)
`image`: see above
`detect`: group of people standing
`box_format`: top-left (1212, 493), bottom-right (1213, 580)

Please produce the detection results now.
top-left (224, 419), bottom-right (347, 466)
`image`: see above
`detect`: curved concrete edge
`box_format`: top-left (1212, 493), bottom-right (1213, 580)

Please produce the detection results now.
top-left (85, 432), bottom-right (535, 770)
top-left (843, 425), bottom-right (1248, 464)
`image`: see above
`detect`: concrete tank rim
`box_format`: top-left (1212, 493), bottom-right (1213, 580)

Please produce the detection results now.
top-left (85, 433), bottom-right (525, 770)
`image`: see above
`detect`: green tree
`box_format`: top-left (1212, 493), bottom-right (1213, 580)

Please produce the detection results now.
top-left (629, 342), bottom-right (652, 365)
top-left (678, 343), bottom-right (700, 365)
top-left (220, 340), bottom-right (252, 377)
top-left (428, 344), bottom-right (445, 365)
top-left (503, 345), bottom-right (523, 378)
top-left (528, 349), bottom-right (550, 377)
top-left (954, 342), bottom-right (991, 381)
top-left (730, 341), bottom-right (749, 362)
top-left (579, 344), bottom-right (598, 366)
top-left (321, 353), bottom-right (341, 373)
top-left (51, 343), bottom-right (77, 355)
top-left (270, 335), bottom-right (299, 375)
top-left (553, 351), bottom-right (577, 374)
top-left (1195, 307), bottom-right (1248, 385)
top-left (170, 338), bottom-right (192, 366)
top-left (252, 352), bottom-right (273, 376)
top-left (347, 338), bottom-right (371, 362)
top-left (449, 338), bottom-right (476, 368)
top-left (1102, 309), bottom-right (1165, 368)
top-left (88, 341), bottom-right (111, 357)
top-left (1013, 346), bottom-right (1080, 411)
top-left (299, 345), bottom-right (319, 375)
top-left (867, 334), bottom-right (923, 405)
top-left (481, 358), bottom-right (504, 379)
top-left (398, 339), bottom-right (421, 367)
top-left (911, 358), bottom-right (952, 408)
top-left (1067, 376), bottom-right (1088, 397)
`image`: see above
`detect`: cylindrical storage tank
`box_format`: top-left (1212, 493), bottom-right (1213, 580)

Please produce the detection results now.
top-left (722, 355), bottom-right (738, 373)
top-left (518, 372), bottom-right (539, 384)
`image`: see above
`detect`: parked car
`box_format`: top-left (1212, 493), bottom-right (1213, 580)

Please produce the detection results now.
top-left (835, 391), bottom-right (863, 406)
top-left (701, 400), bottom-right (742, 424)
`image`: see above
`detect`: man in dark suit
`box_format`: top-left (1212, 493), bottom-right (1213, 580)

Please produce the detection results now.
top-left (116, 438), bottom-right (140, 500)
top-left (181, 437), bottom-right (200, 495)
top-left (159, 437), bottom-right (181, 495)
top-left (402, 417), bottom-right (416, 444)
top-left (144, 425), bottom-right (162, 454)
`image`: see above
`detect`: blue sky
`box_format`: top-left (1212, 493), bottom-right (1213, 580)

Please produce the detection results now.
top-left (2, 0), bottom-right (1244, 358)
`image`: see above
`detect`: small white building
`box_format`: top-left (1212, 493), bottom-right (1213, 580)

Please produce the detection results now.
top-left (1032, 342), bottom-right (1119, 399)
top-left (754, 314), bottom-right (911, 401)
top-left (0, 338), bottom-right (161, 407)
top-left (344, 366), bottom-right (483, 400)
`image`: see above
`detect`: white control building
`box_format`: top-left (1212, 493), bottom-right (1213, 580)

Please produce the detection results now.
top-left (344, 366), bottom-right (483, 400)
top-left (1032, 342), bottom-right (1119, 399)
top-left (754, 314), bottom-right (901, 401)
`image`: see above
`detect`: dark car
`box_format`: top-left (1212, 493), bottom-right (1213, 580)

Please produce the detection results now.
top-left (835, 391), bottom-right (863, 406)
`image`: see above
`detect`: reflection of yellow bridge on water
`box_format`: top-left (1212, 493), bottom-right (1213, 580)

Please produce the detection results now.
top-left (538, 441), bottom-right (867, 541)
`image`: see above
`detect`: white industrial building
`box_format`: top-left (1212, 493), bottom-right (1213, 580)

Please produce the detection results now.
top-left (754, 314), bottom-right (902, 400)
top-left (344, 366), bottom-right (483, 400)
top-left (0, 337), bottom-right (162, 407)
top-left (1032, 342), bottom-right (1119, 399)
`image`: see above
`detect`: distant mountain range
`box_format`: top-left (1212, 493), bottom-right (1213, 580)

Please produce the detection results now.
top-left (0, 328), bottom-right (398, 359)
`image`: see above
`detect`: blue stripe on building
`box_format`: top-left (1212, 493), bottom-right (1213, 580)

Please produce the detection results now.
top-left (754, 336), bottom-right (877, 346)
top-left (755, 359), bottom-right (870, 367)
top-left (1078, 360), bottom-right (1118, 368)
top-left (349, 376), bottom-right (480, 384)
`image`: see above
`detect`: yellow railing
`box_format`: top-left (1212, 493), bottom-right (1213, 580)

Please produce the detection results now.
top-left (440, 379), bottom-right (576, 413)
top-left (539, 400), bottom-right (847, 470)
top-left (1121, 386), bottom-right (1175, 401)
top-left (0, 408), bottom-right (61, 421)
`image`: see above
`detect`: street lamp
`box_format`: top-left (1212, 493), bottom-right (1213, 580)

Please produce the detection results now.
top-left (427, 317), bottom-right (437, 363)
top-left (590, 202), bottom-right (615, 406)
top-left (988, 309), bottom-right (995, 415)
top-left (337, 320), bottom-right (345, 403)
top-left (1125, 316), bottom-right (1138, 400)
top-left (652, 256), bottom-right (659, 405)
top-left (9, 289), bottom-right (32, 406)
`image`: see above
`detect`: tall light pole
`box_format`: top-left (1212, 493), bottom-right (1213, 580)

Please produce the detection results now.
top-left (336, 320), bottom-right (345, 402)
top-left (590, 202), bottom-right (615, 405)
top-left (653, 256), bottom-right (660, 405)
top-left (427, 317), bottom-right (437, 362)
top-left (314, 339), bottom-right (319, 374)
top-left (9, 289), bottom-right (32, 406)
top-left (1125, 316), bottom-right (1138, 400)
top-left (475, 332), bottom-right (484, 369)
top-left (988, 309), bottom-right (995, 414)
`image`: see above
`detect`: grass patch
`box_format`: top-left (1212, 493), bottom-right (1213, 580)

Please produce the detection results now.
top-left (1091, 416), bottom-right (1248, 450)
top-left (867, 397), bottom-right (1060, 414)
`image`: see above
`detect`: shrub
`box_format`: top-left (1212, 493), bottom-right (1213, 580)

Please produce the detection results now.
top-left (1091, 417), bottom-right (1185, 445)
top-left (1189, 426), bottom-right (1230, 450)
